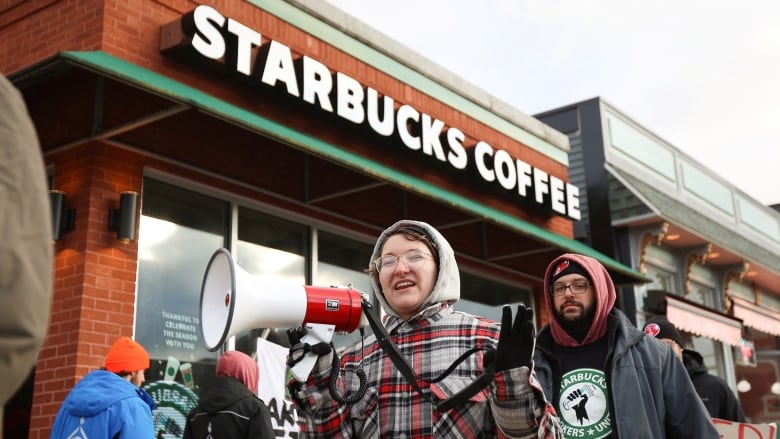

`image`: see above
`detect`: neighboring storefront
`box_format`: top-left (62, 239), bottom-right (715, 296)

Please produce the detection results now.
top-left (537, 98), bottom-right (780, 423)
top-left (1, 2), bottom-right (646, 438)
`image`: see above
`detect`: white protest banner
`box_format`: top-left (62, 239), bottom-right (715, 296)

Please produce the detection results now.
top-left (257, 337), bottom-right (301, 438)
top-left (713, 418), bottom-right (778, 439)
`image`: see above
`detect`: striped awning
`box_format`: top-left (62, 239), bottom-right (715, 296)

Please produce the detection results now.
top-left (666, 295), bottom-right (743, 347)
top-left (730, 296), bottom-right (780, 338)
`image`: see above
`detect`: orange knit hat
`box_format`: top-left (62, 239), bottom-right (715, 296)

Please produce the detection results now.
top-left (104, 337), bottom-right (150, 373)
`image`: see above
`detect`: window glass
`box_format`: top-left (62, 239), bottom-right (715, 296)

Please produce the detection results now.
top-left (681, 161), bottom-right (735, 215)
top-left (642, 266), bottom-right (674, 313)
top-left (738, 196), bottom-right (780, 242)
top-left (648, 269), bottom-right (673, 292)
top-left (760, 290), bottom-right (780, 313)
top-left (691, 335), bottom-right (726, 379)
top-left (687, 279), bottom-right (717, 308)
top-left (606, 115), bottom-right (676, 181)
top-left (728, 281), bottom-right (754, 302)
top-left (315, 230), bottom-right (373, 350)
top-left (233, 206), bottom-right (308, 355)
top-left (136, 178), bottom-right (229, 436)
top-left (459, 272), bottom-right (532, 324)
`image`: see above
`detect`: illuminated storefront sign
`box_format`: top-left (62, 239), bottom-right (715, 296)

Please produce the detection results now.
top-left (161, 5), bottom-right (581, 220)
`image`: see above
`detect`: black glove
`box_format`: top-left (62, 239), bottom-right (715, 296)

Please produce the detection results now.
top-left (287, 326), bottom-right (307, 346)
top-left (493, 304), bottom-right (535, 372)
top-left (286, 326), bottom-right (331, 368)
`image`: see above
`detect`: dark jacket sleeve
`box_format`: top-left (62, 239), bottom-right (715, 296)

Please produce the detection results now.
top-left (183, 408), bottom-right (195, 439)
top-left (660, 344), bottom-right (720, 438)
top-left (250, 402), bottom-right (276, 438)
top-left (718, 379), bottom-right (746, 423)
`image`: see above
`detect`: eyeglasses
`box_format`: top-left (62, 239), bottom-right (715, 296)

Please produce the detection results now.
top-left (550, 280), bottom-right (591, 297)
top-left (373, 250), bottom-right (432, 274)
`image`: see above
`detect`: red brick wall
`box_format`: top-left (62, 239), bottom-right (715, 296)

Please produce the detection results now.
top-left (0, 0), bottom-right (104, 74)
top-left (31, 143), bottom-right (143, 438)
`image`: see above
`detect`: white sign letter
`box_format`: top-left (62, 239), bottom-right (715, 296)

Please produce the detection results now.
top-left (192, 5), bottom-right (226, 60)
top-left (226, 18), bottom-right (261, 76)
top-left (302, 56), bottom-right (333, 112)
top-left (397, 105), bottom-right (421, 150)
top-left (494, 149), bottom-right (516, 191)
top-left (336, 72), bottom-right (365, 124)
top-left (366, 88), bottom-right (394, 136)
top-left (533, 168), bottom-right (550, 204)
top-left (474, 141), bottom-right (495, 183)
top-left (566, 183), bottom-right (581, 220)
top-left (260, 41), bottom-right (300, 97)
top-left (446, 128), bottom-right (467, 170)
top-left (421, 114), bottom-right (446, 162)
top-left (549, 175), bottom-right (566, 215)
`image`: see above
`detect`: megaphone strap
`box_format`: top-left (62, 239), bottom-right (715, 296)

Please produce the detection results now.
top-left (359, 301), bottom-right (496, 412)
top-left (361, 301), bottom-right (433, 405)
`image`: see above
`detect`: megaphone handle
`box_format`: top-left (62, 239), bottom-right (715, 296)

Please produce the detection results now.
top-left (290, 323), bottom-right (336, 382)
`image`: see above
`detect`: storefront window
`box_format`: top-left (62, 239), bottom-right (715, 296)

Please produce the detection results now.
top-left (687, 285), bottom-right (713, 307)
top-left (234, 206), bottom-right (308, 356)
top-left (737, 355), bottom-right (780, 424)
top-left (315, 230), bottom-right (373, 350)
top-left (761, 291), bottom-right (780, 314)
top-left (648, 268), bottom-right (674, 292)
top-left (136, 178), bottom-right (229, 437)
top-left (691, 335), bottom-right (726, 379)
top-left (460, 272), bottom-right (531, 324)
top-left (688, 266), bottom-right (718, 308)
top-left (134, 179), bottom-right (542, 438)
top-left (641, 245), bottom-right (678, 313)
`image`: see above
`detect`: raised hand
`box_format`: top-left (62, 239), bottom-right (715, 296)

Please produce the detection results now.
top-left (494, 304), bottom-right (535, 372)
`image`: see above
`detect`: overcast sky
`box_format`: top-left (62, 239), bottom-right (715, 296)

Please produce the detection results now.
top-left (323, 1), bottom-right (780, 206)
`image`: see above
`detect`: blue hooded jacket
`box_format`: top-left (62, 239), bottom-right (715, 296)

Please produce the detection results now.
top-left (50, 370), bottom-right (155, 439)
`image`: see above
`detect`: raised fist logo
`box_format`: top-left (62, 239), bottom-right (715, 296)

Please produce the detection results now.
top-left (563, 385), bottom-right (595, 425)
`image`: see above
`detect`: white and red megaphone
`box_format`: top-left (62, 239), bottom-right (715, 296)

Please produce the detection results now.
top-left (200, 248), bottom-right (367, 381)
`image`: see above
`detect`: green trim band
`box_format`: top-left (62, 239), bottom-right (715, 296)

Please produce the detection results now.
top-left (60, 50), bottom-right (646, 282)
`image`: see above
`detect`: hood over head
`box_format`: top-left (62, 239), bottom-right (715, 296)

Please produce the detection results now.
top-left (369, 220), bottom-right (459, 319)
top-left (543, 253), bottom-right (616, 347)
top-left (216, 350), bottom-right (259, 393)
top-left (63, 370), bottom-right (141, 417)
top-left (683, 349), bottom-right (708, 375)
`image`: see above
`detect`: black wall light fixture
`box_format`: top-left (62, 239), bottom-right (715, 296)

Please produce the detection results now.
top-left (49, 190), bottom-right (75, 241)
top-left (108, 191), bottom-right (139, 243)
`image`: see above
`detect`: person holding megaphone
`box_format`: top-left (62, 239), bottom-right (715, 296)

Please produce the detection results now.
top-left (287, 220), bottom-right (562, 438)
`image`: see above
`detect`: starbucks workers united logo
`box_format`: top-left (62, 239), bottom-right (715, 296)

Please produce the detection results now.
top-left (557, 368), bottom-right (612, 438)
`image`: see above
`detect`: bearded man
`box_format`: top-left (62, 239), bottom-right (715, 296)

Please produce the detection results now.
top-left (532, 254), bottom-right (719, 439)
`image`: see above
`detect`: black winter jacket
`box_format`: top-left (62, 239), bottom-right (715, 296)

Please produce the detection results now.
top-left (683, 349), bottom-right (746, 422)
top-left (184, 376), bottom-right (274, 439)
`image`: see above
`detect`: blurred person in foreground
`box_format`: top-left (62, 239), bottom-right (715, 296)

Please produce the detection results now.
top-left (533, 253), bottom-right (719, 438)
top-left (288, 219), bottom-right (561, 438)
top-left (0, 73), bottom-right (53, 428)
top-left (50, 337), bottom-right (155, 438)
top-left (184, 350), bottom-right (274, 438)
top-left (644, 315), bottom-right (746, 422)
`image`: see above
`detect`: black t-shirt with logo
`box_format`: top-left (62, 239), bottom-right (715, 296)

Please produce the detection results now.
top-left (551, 336), bottom-right (614, 438)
